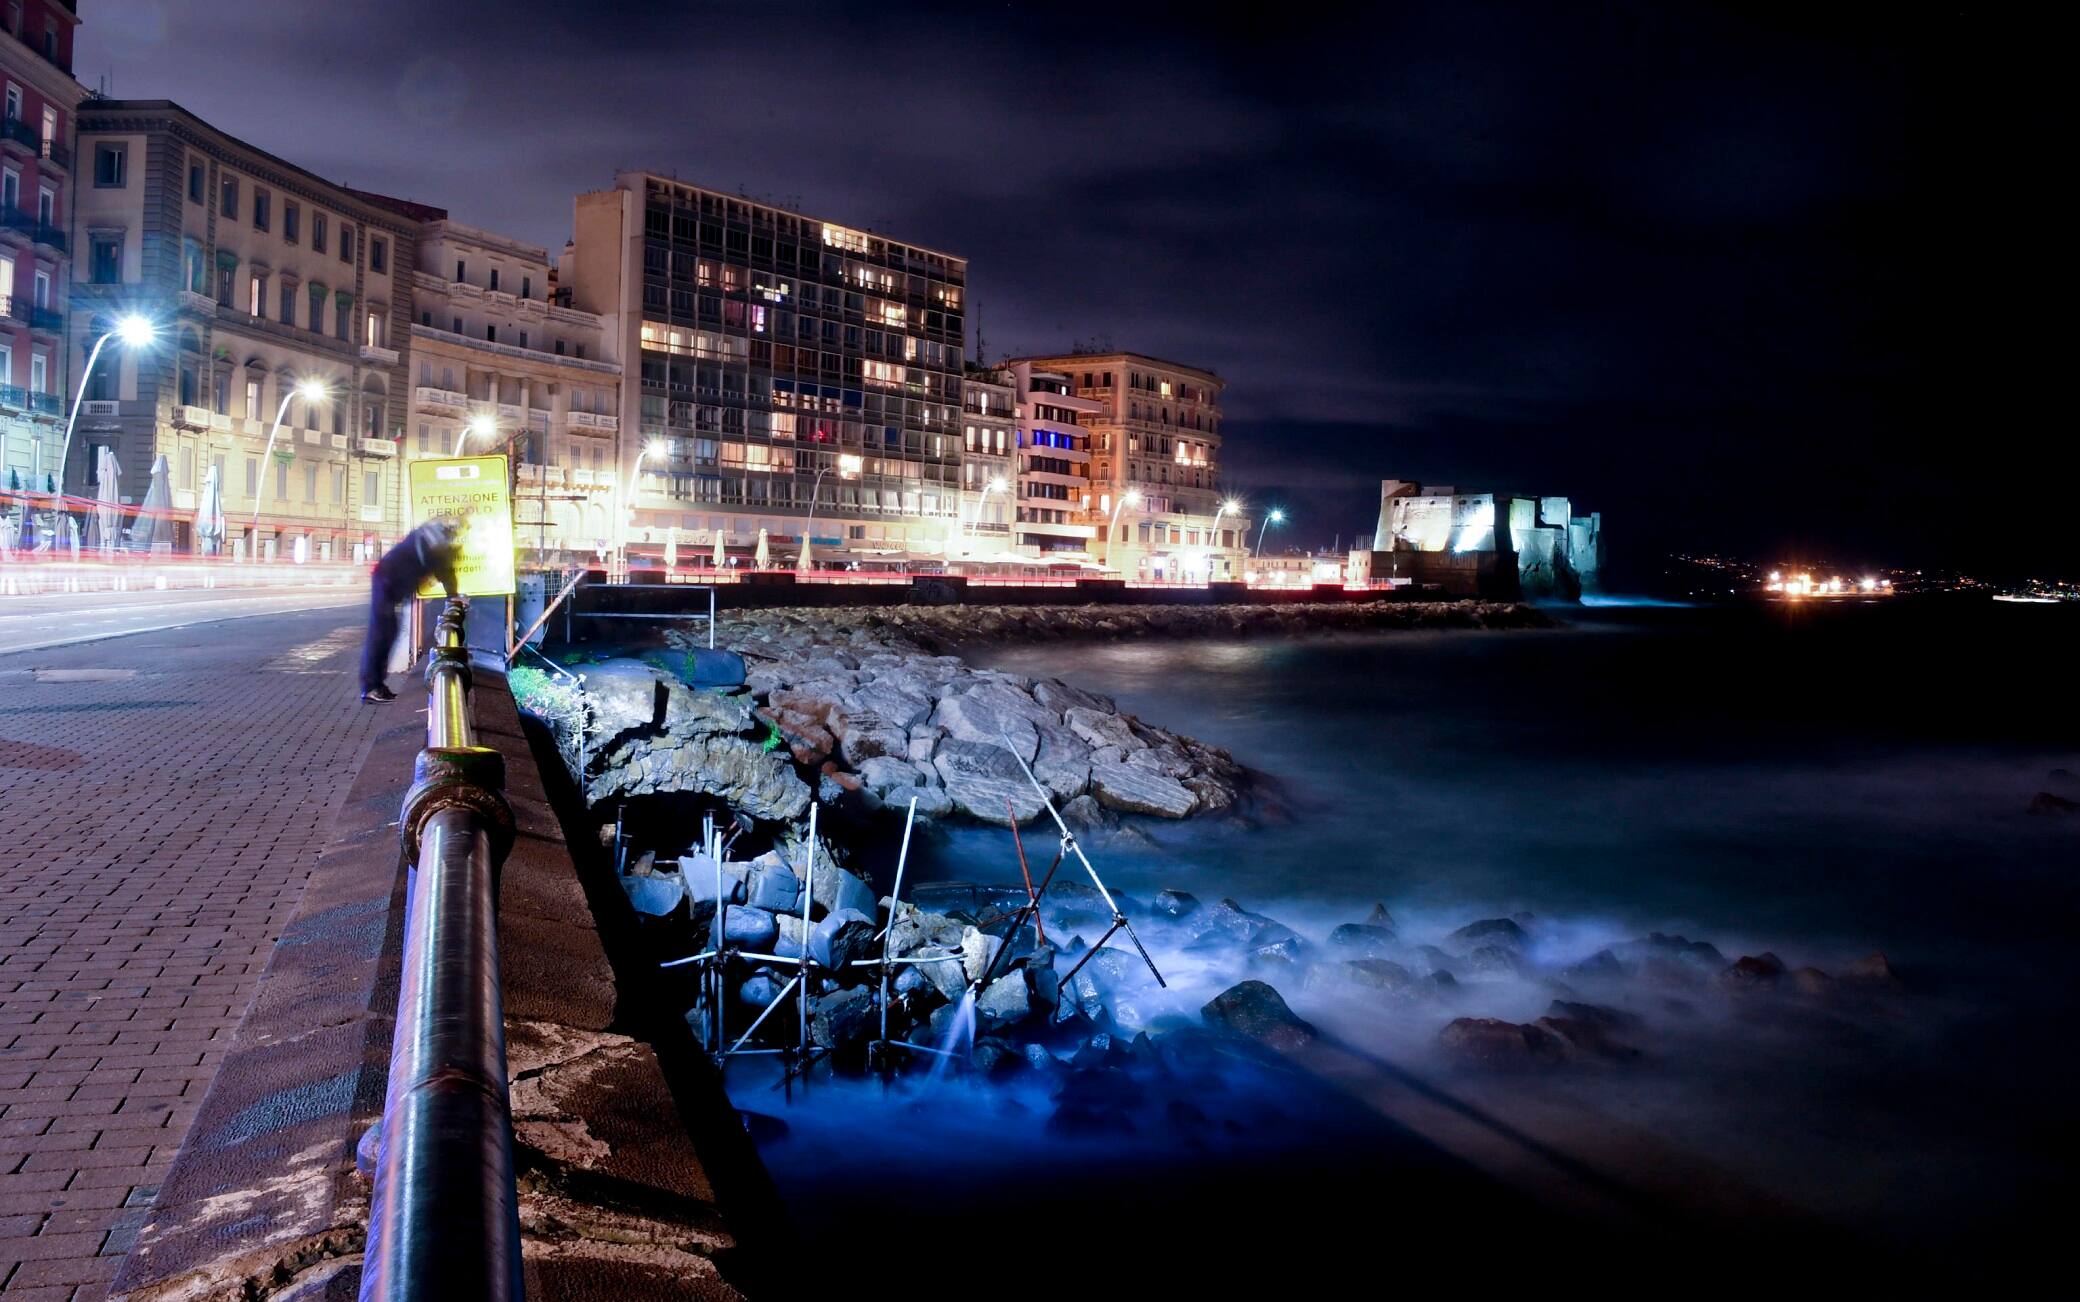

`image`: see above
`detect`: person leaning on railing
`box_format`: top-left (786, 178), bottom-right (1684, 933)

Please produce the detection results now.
top-left (362, 518), bottom-right (465, 703)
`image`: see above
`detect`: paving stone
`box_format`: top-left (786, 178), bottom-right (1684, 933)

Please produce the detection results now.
top-left (0, 609), bottom-right (380, 1296)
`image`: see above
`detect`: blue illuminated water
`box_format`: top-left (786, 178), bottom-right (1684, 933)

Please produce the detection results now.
top-left (734, 600), bottom-right (2078, 1283)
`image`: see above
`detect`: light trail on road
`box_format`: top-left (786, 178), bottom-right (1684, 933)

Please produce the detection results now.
top-left (0, 584), bottom-right (367, 656)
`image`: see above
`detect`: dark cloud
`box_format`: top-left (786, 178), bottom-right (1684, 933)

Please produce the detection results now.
top-left (80, 1), bottom-right (2060, 575)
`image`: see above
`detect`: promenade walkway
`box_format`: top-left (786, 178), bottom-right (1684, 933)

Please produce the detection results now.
top-left (0, 604), bottom-right (376, 1299)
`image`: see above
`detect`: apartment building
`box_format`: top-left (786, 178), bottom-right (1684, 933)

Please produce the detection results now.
top-left (393, 215), bottom-right (622, 556)
top-left (1014, 350), bottom-right (1243, 579)
top-left (1006, 359), bottom-right (1097, 555)
top-left (0, 0), bottom-right (81, 485)
top-left (565, 172), bottom-right (967, 560)
top-left (69, 99), bottom-right (417, 556)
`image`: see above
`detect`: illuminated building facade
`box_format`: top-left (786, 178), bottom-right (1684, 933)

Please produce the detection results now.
top-left (1365, 478), bottom-right (1602, 599)
top-left (958, 363), bottom-right (1015, 555)
top-left (566, 172), bottom-right (967, 559)
top-left (68, 99), bottom-right (417, 557)
top-left (394, 215), bottom-right (623, 557)
top-left (0, 0), bottom-right (82, 485)
top-left (1012, 350), bottom-right (1245, 578)
top-left (1007, 359), bottom-right (1097, 554)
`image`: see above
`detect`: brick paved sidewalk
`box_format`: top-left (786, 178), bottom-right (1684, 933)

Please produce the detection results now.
top-left (0, 608), bottom-right (386, 1300)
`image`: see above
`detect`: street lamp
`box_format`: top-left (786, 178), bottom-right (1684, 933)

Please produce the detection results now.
top-left (1102, 488), bottom-right (1143, 572)
top-left (799, 451), bottom-right (863, 571)
top-left (250, 377), bottom-right (329, 559)
top-left (1208, 498), bottom-right (1240, 580)
top-left (961, 475), bottom-right (1008, 557)
top-left (58, 314), bottom-right (155, 499)
top-left (617, 437), bottom-right (668, 569)
top-left (461, 413), bottom-right (497, 453)
top-left (1255, 507), bottom-right (1286, 556)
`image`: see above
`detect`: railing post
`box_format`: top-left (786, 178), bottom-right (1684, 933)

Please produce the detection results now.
top-left (361, 597), bottom-right (523, 1302)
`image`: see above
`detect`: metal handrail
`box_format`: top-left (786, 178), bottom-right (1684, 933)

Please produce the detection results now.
top-left (362, 597), bottom-right (523, 1302)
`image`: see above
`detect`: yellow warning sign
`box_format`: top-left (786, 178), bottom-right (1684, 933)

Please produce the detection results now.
top-left (407, 455), bottom-right (515, 596)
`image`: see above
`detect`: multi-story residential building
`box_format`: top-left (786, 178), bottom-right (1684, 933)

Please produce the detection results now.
top-left (0, 0), bottom-right (82, 486)
top-left (389, 214), bottom-right (622, 557)
top-left (1015, 350), bottom-right (1244, 579)
top-left (565, 172), bottom-right (967, 560)
top-left (956, 362), bottom-right (1014, 557)
top-left (1006, 359), bottom-right (1097, 555)
top-left (69, 99), bottom-right (417, 557)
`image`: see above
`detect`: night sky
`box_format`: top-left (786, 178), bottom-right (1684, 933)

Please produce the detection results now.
top-left (80, 2), bottom-right (2058, 579)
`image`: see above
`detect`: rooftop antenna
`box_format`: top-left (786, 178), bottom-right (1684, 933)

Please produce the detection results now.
top-left (974, 299), bottom-right (985, 365)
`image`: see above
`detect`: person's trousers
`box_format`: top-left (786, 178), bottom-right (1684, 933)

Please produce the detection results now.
top-left (361, 576), bottom-right (403, 692)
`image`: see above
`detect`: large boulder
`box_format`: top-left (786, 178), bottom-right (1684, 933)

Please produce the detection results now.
top-left (1437, 1017), bottom-right (1572, 1069)
top-left (1445, 918), bottom-right (1530, 953)
top-left (722, 906), bottom-right (779, 950)
top-left (932, 683), bottom-right (1054, 761)
top-left (1033, 678), bottom-right (1114, 715)
top-left (934, 739), bottom-right (1046, 824)
top-left (1328, 923), bottom-right (1397, 957)
top-left (1089, 757), bottom-right (1196, 818)
top-left (846, 677), bottom-right (934, 731)
top-left (809, 863), bottom-right (880, 920)
top-left (1201, 980), bottom-right (1317, 1051)
top-left (744, 858), bottom-right (804, 914)
top-left (974, 973), bottom-right (1035, 1032)
top-left (1063, 706), bottom-right (1144, 754)
top-left (810, 908), bottom-right (879, 970)
top-left (830, 704), bottom-right (911, 765)
top-left (808, 988), bottom-right (875, 1054)
top-left (586, 730), bottom-right (810, 822)
top-left (580, 659), bottom-right (667, 740)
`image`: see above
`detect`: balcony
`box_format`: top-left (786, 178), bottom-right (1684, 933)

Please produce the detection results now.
top-left (414, 386), bottom-right (468, 412)
top-left (39, 138), bottom-right (68, 171)
top-left (179, 288), bottom-right (217, 317)
top-left (496, 403), bottom-right (524, 425)
top-left (82, 400), bottom-right (120, 417)
top-left (355, 437), bottom-right (398, 458)
top-left (0, 293), bottom-right (54, 332)
top-left (173, 405), bottom-right (212, 430)
top-left (359, 342), bottom-right (400, 365)
top-left (0, 116), bottom-right (35, 156)
top-left (31, 221), bottom-right (64, 254)
top-left (301, 429), bottom-right (324, 446)
top-left (0, 206), bottom-right (32, 243)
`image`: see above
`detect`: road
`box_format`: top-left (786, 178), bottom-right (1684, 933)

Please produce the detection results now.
top-left (0, 603), bottom-right (387, 1297)
top-left (0, 584), bottom-right (366, 657)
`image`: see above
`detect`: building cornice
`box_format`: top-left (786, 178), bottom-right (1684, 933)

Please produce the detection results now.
top-left (74, 100), bottom-right (419, 236)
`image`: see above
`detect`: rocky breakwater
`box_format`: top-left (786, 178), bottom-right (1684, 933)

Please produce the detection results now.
top-left (564, 609), bottom-right (1249, 827)
top-left (744, 598), bottom-right (1547, 656)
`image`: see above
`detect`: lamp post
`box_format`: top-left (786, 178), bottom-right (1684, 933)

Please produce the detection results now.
top-left (1255, 507), bottom-right (1285, 556)
top-left (961, 475), bottom-right (1008, 558)
top-left (798, 451), bottom-right (862, 571)
top-left (460, 413), bottom-right (496, 454)
top-left (1102, 488), bottom-right (1143, 573)
top-left (250, 377), bottom-right (329, 560)
top-left (616, 437), bottom-right (667, 572)
top-left (1208, 498), bottom-right (1240, 581)
top-left (58, 314), bottom-right (155, 499)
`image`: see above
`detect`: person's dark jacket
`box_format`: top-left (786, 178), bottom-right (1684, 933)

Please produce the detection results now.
top-left (374, 521), bottom-right (462, 599)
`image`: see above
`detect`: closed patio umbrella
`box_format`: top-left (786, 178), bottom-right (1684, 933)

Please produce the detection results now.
top-left (796, 536), bottom-right (813, 572)
top-left (754, 527), bottom-right (769, 570)
top-left (711, 529), bottom-right (724, 570)
top-left (664, 525), bottom-right (678, 571)
top-left (194, 463), bottom-right (226, 556)
top-left (130, 454), bottom-right (175, 553)
top-left (91, 448), bottom-right (121, 555)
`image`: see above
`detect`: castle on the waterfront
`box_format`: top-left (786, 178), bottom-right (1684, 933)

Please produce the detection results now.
top-left (1355, 479), bottom-right (1603, 600)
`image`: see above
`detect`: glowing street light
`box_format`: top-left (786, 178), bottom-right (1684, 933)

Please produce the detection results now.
top-left (617, 438), bottom-right (669, 568)
top-left (1100, 488), bottom-right (1144, 571)
top-left (1208, 498), bottom-right (1241, 580)
top-left (1255, 506), bottom-right (1286, 557)
top-left (961, 474), bottom-right (1009, 557)
top-left (800, 451), bottom-right (864, 571)
top-left (58, 314), bottom-right (156, 501)
top-left (248, 377), bottom-right (331, 558)
top-left (462, 413), bottom-right (498, 453)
